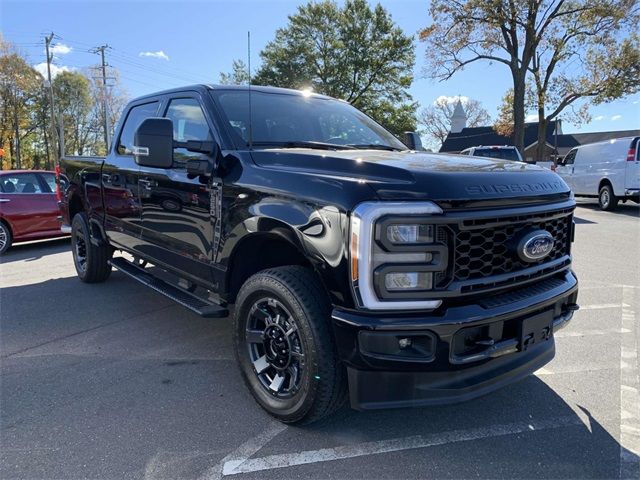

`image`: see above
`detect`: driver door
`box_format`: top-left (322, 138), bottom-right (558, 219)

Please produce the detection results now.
top-left (138, 95), bottom-right (216, 285)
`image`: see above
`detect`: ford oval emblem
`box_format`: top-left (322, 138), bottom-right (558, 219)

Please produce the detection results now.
top-left (517, 230), bottom-right (554, 262)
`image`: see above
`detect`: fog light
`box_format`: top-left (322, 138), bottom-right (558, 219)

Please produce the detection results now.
top-left (398, 337), bottom-right (412, 349)
top-left (384, 272), bottom-right (433, 291)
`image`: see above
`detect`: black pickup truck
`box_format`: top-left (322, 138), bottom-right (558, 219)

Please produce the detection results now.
top-left (59, 84), bottom-right (579, 424)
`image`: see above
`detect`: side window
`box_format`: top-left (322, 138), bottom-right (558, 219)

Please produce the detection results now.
top-left (0, 173), bottom-right (44, 193)
top-left (165, 98), bottom-right (213, 161)
top-left (117, 102), bottom-right (159, 155)
top-left (564, 150), bottom-right (577, 165)
top-left (40, 173), bottom-right (68, 193)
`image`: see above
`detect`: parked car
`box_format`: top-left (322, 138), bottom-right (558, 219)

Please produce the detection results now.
top-left (59, 85), bottom-right (579, 424)
top-left (0, 170), bottom-right (68, 254)
top-left (555, 136), bottom-right (640, 210)
top-left (460, 145), bottom-right (524, 162)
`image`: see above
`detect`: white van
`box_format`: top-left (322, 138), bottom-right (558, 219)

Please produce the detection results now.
top-left (556, 136), bottom-right (640, 210)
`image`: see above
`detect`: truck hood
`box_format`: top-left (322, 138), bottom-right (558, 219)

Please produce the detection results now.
top-left (250, 149), bottom-right (570, 204)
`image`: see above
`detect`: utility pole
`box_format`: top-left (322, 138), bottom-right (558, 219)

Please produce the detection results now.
top-left (90, 44), bottom-right (111, 152)
top-left (44, 32), bottom-right (58, 167)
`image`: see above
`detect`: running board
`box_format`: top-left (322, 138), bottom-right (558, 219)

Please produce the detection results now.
top-left (109, 257), bottom-right (228, 318)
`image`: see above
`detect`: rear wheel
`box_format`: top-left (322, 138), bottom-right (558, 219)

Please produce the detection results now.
top-left (233, 266), bottom-right (346, 424)
top-left (598, 184), bottom-right (618, 211)
top-left (71, 213), bottom-right (111, 282)
top-left (0, 221), bottom-right (12, 254)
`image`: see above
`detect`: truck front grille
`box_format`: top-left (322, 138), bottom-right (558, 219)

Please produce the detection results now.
top-left (454, 214), bottom-right (572, 282)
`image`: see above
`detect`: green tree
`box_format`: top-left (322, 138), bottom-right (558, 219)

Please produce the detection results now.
top-left (53, 71), bottom-right (94, 156)
top-left (420, 0), bottom-right (639, 157)
top-left (251, 0), bottom-right (416, 136)
top-left (219, 59), bottom-right (250, 86)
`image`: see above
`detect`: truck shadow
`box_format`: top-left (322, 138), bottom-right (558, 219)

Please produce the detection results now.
top-left (284, 376), bottom-right (630, 478)
top-left (1, 274), bottom-right (633, 479)
top-left (0, 237), bottom-right (71, 264)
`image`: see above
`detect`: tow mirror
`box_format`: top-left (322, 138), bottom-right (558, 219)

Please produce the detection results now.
top-left (133, 118), bottom-right (174, 168)
top-left (403, 132), bottom-right (424, 151)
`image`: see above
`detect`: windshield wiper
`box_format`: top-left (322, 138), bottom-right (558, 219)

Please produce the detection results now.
top-left (250, 141), bottom-right (356, 151)
top-left (346, 144), bottom-right (405, 151)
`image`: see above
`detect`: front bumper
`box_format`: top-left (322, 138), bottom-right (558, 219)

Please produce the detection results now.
top-left (332, 271), bottom-right (579, 410)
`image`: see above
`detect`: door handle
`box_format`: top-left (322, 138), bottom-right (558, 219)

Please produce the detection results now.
top-left (138, 178), bottom-right (157, 190)
top-left (0, 199), bottom-right (10, 203)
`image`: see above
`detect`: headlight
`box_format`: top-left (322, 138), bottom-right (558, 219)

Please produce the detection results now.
top-left (384, 271), bottom-right (433, 291)
top-left (386, 224), bottom-right (434, 244)
top-left (350, 202), bottom-right (446, 311)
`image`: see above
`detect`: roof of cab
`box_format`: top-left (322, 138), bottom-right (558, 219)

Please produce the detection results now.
top-left (131, 84), bottom-right (334, 103)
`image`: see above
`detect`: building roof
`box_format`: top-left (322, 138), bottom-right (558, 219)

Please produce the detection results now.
top-left (440, 121), bottom-right (559, 153)
top-left (440, 122), bottom-right (639, 155)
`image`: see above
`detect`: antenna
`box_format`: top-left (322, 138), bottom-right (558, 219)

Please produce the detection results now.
top-left (247, 31), bottom-right (253, 150)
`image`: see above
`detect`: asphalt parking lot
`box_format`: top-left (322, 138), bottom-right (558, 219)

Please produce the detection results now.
top-left (1, 200), bottom-right (639, 480)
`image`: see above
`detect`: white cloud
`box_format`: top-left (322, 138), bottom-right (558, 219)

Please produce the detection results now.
top-left (33, 62), bottom-right (74, 79)
top-left (611, 114), bottom-right (622, 121)
top-left (593, 115), bottom-right (605, 121)
top-left (51, 43), bottom-right (72, 55)
top-left (525, 114), bottom-right (538, 122)
top-left (434, 95), bottom-right (470, 107)
top-left (139, 50), bottom-right (169, 61)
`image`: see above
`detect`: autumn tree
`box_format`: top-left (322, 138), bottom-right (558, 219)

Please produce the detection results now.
top-left (418, 96), bottom-right (490, 149)
top-left (0, 39), bottom-right (42, 169)
top-left (420, 0), bottom-right (640, 157)
top-left (249, 0), bottom-right (416, 136)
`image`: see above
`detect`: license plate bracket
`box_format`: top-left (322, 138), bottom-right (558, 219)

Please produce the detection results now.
top-left (519, 311), bottom-right (553, 351)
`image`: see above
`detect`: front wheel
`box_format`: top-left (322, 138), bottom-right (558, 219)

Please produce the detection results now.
top-left (0, 221), bottom-right (12, 254)
top-left (71, 213), bottom-right (111, 283)
top-left (599, 184), bottom-right (618, 211)
top-left (233, 266), bottom-right (346, 424)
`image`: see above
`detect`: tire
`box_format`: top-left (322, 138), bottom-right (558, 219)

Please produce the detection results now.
top-left (233, 266), bottom-right (346, 424)
top-left (598, 184), bottom-right (618, 211)
top-left (71, 213), bottom-right (111, 283)
top-left (0, 221), bottom-right (12, 254)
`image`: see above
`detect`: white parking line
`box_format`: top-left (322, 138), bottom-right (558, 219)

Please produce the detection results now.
top-left (221, 416), bottom-right (582, 476)
top-left (619, 286), bottom-right (640, 480)
top-left (201, 421), bottom-right (287, 480)
top-left (580, 303), bottom-right (629, 310)
top-left (555, 327), bottom-right (632, 338)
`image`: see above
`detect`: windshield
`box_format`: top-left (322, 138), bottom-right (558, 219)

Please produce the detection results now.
top-left (473, 148), bottom-right (521, 161)
top-left (211, 90), bottom-right (406, 151)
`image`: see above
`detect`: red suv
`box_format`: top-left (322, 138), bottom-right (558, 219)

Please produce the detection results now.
top-left (0, 170), bottom-right (68, 254)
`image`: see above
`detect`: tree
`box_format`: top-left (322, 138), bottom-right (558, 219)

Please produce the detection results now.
top-left (53, 71), bottom-right (94, 156)
top-left (418, 96), bottom-right (490, 149)
top-left (251, 0), bottom-right (416, 136)
top-left (420, 0), bottom-right (640, 156)
top-left (0, 39), bottom-right (42, 169)
top-left (219, 59), bottom-right (250, 85)
top-left (493, 87), bottom-right (536, 137)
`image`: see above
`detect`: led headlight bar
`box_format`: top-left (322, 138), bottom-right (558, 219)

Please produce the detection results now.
top-left (350, 201), bottom-right (444, 311)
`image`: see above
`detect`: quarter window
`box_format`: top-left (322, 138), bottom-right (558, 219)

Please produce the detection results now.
top-left (117, 102), bottom-right (159, 155)
top-left (165, 98), bottom-right (213, 161)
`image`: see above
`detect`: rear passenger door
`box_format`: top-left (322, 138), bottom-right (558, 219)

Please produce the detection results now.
top-left (0, 172), bottom-right (55, 238)
top-left (103, 100), bottom-right (159, 252)
top-left (137, 94), bottom-right (216, 284)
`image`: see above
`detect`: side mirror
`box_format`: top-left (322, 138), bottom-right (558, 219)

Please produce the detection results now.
top-left (403, 132), bottom-right (424, 151)
top-left (133, 118), bottom-right (174, 168)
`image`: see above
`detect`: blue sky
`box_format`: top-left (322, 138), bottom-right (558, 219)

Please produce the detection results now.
top-left (2, 0), bottom-right (638, 136)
